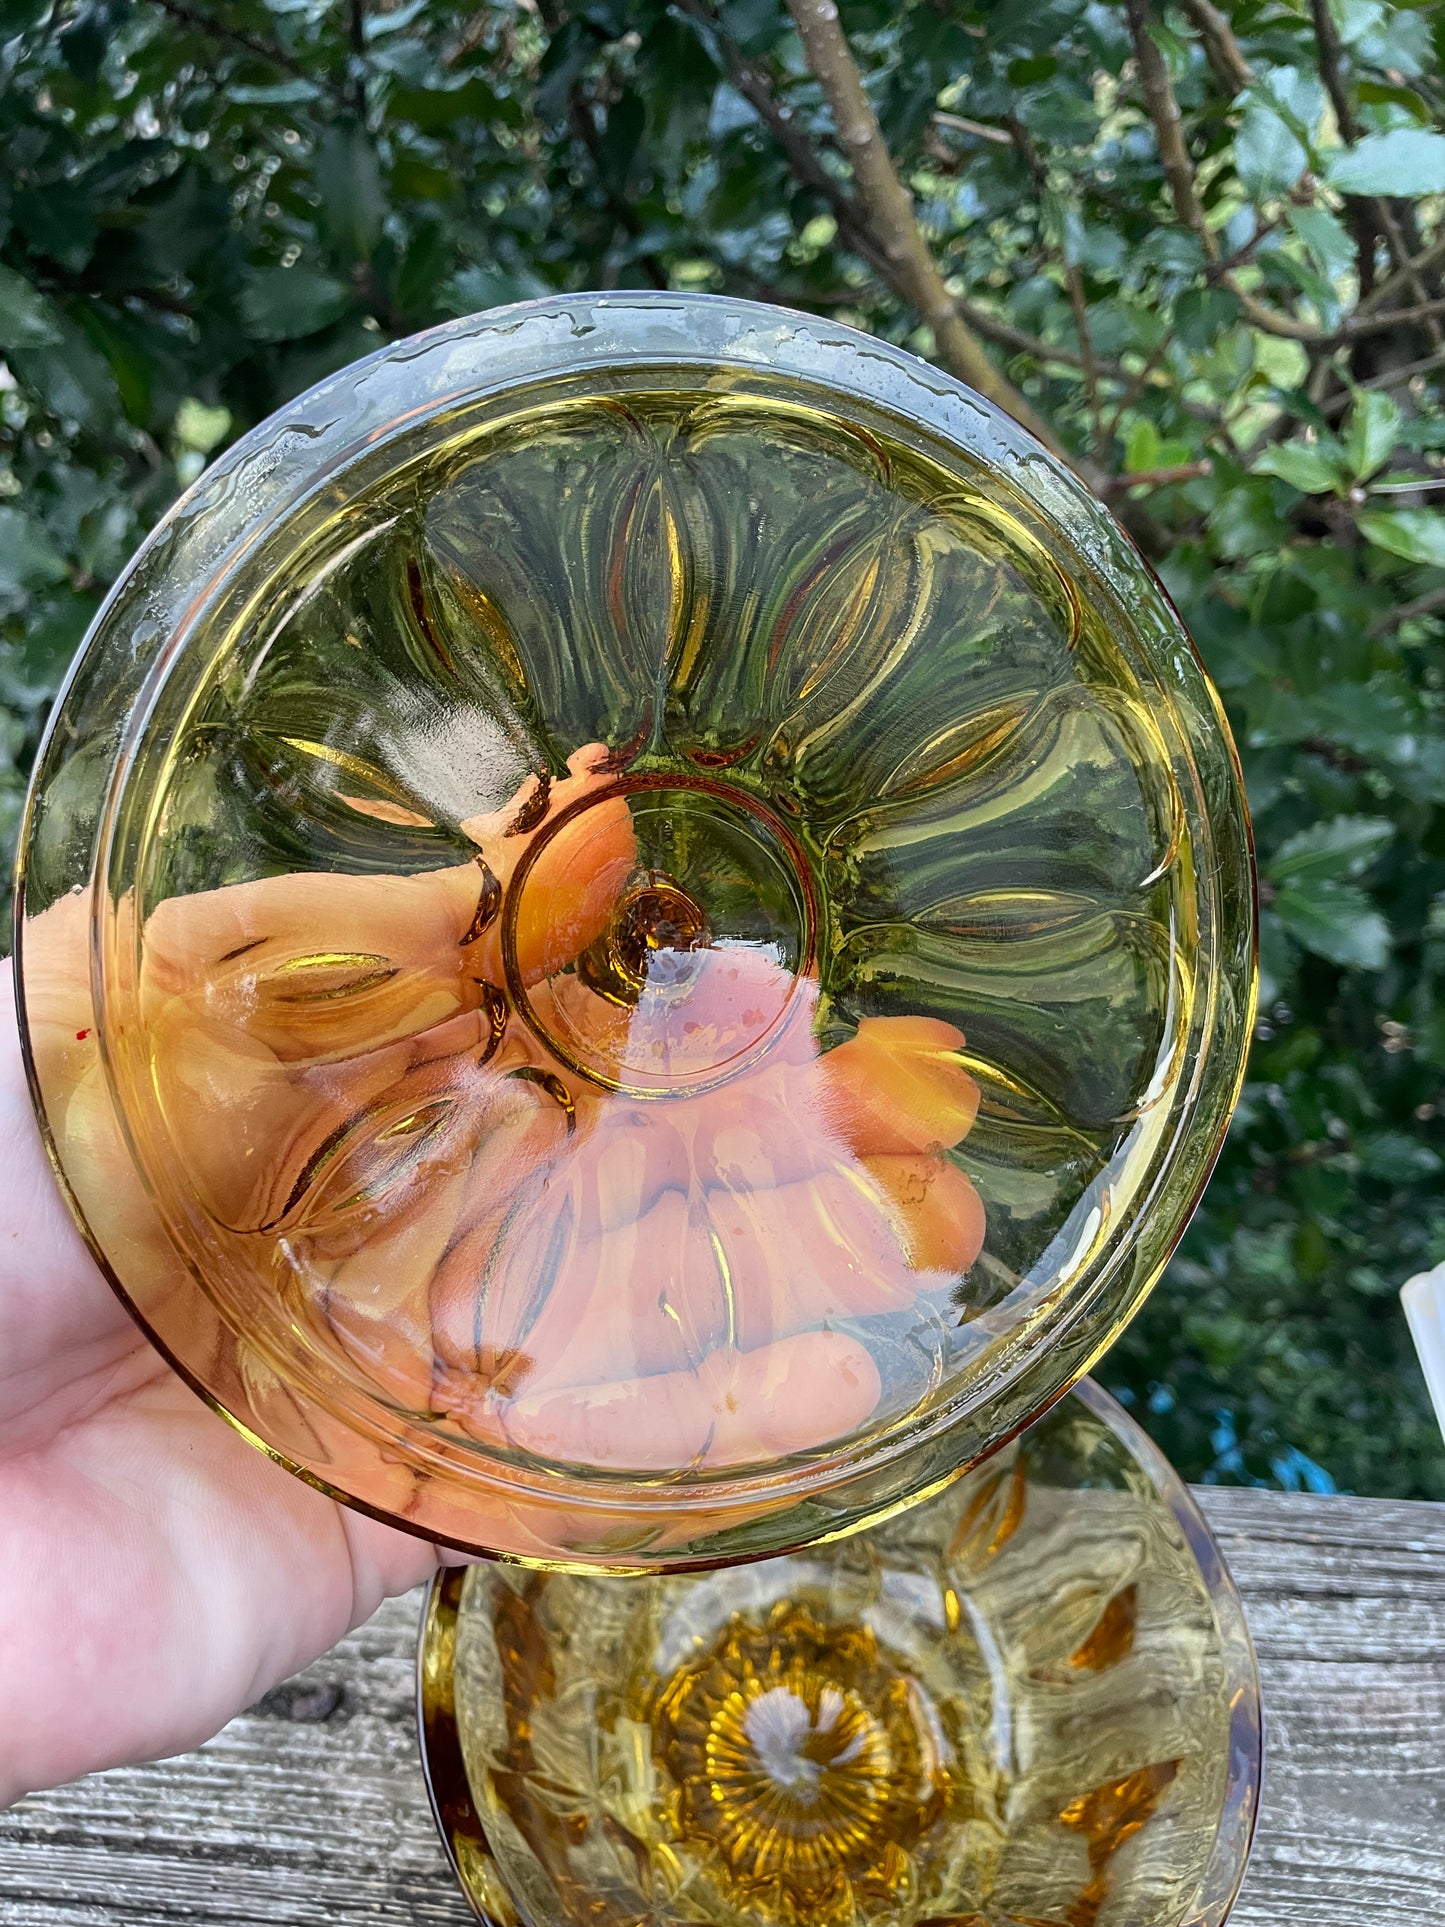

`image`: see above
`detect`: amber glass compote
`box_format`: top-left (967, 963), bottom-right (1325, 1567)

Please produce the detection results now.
top-left (17, 294), bottom-right (1260, 1926)
top-left (419, 1380), bottom-right (1260, 1927)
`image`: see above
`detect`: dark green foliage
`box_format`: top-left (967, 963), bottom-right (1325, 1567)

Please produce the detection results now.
top-left (4, 0), bottom-right (1445, 1497)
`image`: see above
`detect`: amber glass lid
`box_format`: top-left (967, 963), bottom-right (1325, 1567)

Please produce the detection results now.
top-left (14, 295), bottom-right (1255, 1568)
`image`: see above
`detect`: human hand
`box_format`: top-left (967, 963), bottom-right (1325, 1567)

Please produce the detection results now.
top-left (0, 952), bottom-right (441, 1809)
top-left (3, 742), bottom-right (986, 1802)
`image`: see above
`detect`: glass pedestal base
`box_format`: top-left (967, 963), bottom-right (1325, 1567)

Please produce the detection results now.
top-left (417, 1381), bottom-right (1259, 1927)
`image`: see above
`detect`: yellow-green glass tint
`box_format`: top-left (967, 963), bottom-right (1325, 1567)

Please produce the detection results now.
top-left (16, 296), bottom-right (1254, 1565)
top-left (418, 1381), bottom-right (1260, 1927)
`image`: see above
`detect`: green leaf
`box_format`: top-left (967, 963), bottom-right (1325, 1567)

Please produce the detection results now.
top-left (0, 0), bottom-right (51, 35)
top-left (1274, 877), bottom-right (1391, 970)
top-left (1269, 815), bottom-right (1394, 884)
top-left (0, 506), bottom-right (68, 599)
top-left (238, 268), bottom-right (352, 344)
top-left (10, 587), bottom-right (96, 690)
top-left (0, 266), bottom-right (63, 352)
top-left (9, 315), bottom-right (121, 428)
top-left (1124, 416), bottom-right (1189, 472)
top-left (1357, 507), bottom-right (1445, 567)
top-left (1327, 129), bottom-right (1445, 197)
top-left (1286, 204), bottom-right (1354, 285)
top-left (1174, 287), bottom-right (1240, 351)
top-left (1236, 98), bottom-right (1307, 197)
top-left (313, 128), bottom-right (385, 262)
top-left (1206, 479), bottom-right (1286, 557)
top-left (1252, 440), bottom-right (1346, 494)
top-left (1344, 391), bottom-right (1402, 482)
top-left (1262, 66), bottom-right (1326, 134)
top-left (174, 397), bottom-right (232, 454)
top-left (1358, 1131), bottom-right (1443, 1182)
top-left (226, 80), bottom-right (321, 106)
top-left (1336, 0), bottom-right (1386, 50)
top-left (1354, 79), bottom-right (1433, 120)
top-left (441, 261), bottom-right (550, 316)
top-left (387, 77), bottom-right (510, 135)
top-left (11, 183), bottom-right (96, 274)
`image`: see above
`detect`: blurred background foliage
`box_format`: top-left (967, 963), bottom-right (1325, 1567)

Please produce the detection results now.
top-left (4, 0), bottom-right (1445, 1496)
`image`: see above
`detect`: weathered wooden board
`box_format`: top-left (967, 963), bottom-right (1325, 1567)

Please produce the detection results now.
top-left (2, 1488), bottom-right (1443, 1925)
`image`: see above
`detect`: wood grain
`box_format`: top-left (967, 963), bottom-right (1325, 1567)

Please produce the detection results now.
top-left (1194, 1490), bottom-right (1445, 1925)
top-left (2, 1488), bottom-right (1443, 1925)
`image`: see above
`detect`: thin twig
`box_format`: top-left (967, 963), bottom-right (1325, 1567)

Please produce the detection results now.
top-left (1319, 347), bottom-right (1445, 418)
top-left (1208, 209), bottom-right (1286, 281)
top-left (151, 0), bottom-right (313, 81)
top-left (1344, 295), bottom-right (1445, 341)
top-left (1178, 0), bottom-right (1254, 95)
top-left (1004, 113), bottom-right (1103, 451)
top-left (1099, 335), bottom-right (1172, 451)
top-left (1369, 583), bottom-right (1445, 638)
top-left (780, 0), bottom-right (1069, 460)
top-left (933, 111), bottom-right (1011, 147)
top-left (1356, 233), bottom-right (1445, 321)
top-left (1100, 460), bottom-right (1214, 494)
top-left (952, 294), bottom-right (1097, 371)
top-left (1244, 275), bottom-right (1445, 348)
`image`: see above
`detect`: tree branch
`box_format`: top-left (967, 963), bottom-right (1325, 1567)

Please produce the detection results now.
top-left (780, 0), bottom-right (1069, 460)
top-left (1126, 0), bottom-right (1216, 256)
top-left (1308, 0), bottom-right (1441, 346)
top-left (1127, 0), bottom-right (1445, 352)
top-left (1343, 294), bottom-right (1445, 340)
top-left (1233, 287), bottom-right (1331, 341)
top-left (1310, 0), bottom-right (1360, 141)
top-left (1178, 0), bottom-right (1254, 96)
top-left (1355, 232), bottom-right (1445, 322)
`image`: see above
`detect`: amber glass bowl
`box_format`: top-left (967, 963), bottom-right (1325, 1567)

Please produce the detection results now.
top-left (14, 295), bottom-right (1255, 1566)
top-left (418, 1380), bottom-right (1261, 1927)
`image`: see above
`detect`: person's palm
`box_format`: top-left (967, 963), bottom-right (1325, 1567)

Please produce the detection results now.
top-left (0, 957), bottom-right (439, 1810)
